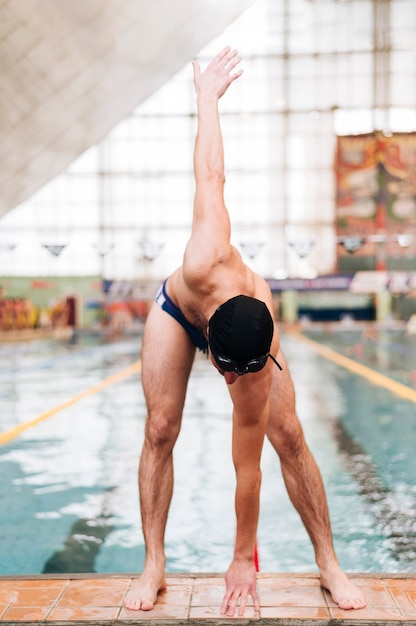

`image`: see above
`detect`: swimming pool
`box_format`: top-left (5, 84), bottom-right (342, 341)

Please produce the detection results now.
top-left (0, 326), bottom-right (415, 576)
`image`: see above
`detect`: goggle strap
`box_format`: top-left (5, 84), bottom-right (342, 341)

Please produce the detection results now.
top-left (268, 353), bottom-right (283, 371)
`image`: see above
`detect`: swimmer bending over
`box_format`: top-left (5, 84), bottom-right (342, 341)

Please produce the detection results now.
top-left (124, 46), bottom-right (366, 616)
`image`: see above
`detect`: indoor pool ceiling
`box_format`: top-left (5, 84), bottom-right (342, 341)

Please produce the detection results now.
top-left (0, 0), bottom-right (254, 218)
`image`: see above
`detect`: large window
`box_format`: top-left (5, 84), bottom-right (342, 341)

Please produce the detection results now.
top-left (1, 0), bottom-right (415, 279)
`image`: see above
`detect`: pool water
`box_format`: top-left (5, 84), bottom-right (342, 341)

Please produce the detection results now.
top-left (0, 327), bottom-right (415, 576)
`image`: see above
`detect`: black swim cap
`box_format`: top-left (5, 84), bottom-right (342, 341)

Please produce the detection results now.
top-left (208, 295), bottom-right (274, 362)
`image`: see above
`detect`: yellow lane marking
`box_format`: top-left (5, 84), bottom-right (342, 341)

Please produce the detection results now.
top-left (0, 360), bottom-right (142, 447)
top-left (289, 332), bottom-right (416, 404)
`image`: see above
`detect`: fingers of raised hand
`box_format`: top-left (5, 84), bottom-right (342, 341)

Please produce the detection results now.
top-left (214, 46), bottom-right (241, 72)
top-left (215, 45), bottom-right (232, 63)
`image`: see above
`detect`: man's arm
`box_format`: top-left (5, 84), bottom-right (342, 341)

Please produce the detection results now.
top-left (221, 378), bottom-right (271, 617)
top-left (182, 47), bottom-right (242, 283)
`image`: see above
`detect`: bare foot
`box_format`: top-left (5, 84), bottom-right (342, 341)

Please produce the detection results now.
top-left (124, 571), bottom-right (167, 611)
top-left (320, 564), bottom-right (366, 610)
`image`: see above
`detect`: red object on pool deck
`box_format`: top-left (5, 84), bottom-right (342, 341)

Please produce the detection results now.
top-left (254, 541), bottom-right (260, 572)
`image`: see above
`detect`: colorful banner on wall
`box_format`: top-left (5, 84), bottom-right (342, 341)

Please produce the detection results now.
top-left (335, 132), bottom-right (416, 266)
top-left (377, 132), bottom-right (416, 257)
top-left (335, 133), bottom-right (378, 258)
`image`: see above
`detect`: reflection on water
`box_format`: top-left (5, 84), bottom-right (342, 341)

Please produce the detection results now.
top-left (333, 420), bottom-right (416, 567)
top-left (43, 516), bottom-right (115, 573)
top-left (0, 329), bottom-right (414, 575)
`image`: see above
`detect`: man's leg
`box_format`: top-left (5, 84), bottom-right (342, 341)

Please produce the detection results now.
top-left (124, 303), bottom-right (196, 610)
top-left (266, 350), bottom-right (366, 610)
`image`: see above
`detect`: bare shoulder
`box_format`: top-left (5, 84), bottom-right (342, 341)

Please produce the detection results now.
top-left (168, 269), bottom-right (212, 330)
top-left (248, 271), bottom-right (272, 305)
top-left (182, 241), bottom-right (241, 293)
top-left (183, 233), bottom-right (233, 284)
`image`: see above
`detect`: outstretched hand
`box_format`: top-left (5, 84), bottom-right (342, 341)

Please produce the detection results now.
top-left (221, 559), bottom-right (260, 617)
top-left (193, 46), bottom-right (243, 101)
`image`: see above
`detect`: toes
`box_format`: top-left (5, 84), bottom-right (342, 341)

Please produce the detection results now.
top-left (124, 596), bottom-right (155, 611)
top-left (124, 597), bottom-right (142, 611)
top-left (338, 593), bottom-right (366, 611)
top-left (140, 599), bottom-right (155, 611)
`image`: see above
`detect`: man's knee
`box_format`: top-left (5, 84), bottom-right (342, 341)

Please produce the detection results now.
top-left (268, 413), bottom-right (306, 460)
top-left (144, 410), bottom-right (181, 452)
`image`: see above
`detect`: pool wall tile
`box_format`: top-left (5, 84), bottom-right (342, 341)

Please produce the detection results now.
top-left (47, 605), bottom-right (121, 621)
top-left (1, 573), bottom-right (416, 624)
top-left (260, 605), bottom-right (330, 619)
top-left (2, 605), bottom-right (51, 621)
top-left (119, 604), bottom-right (189, 620)
top-left (56, 577), bottom-right (130, 607)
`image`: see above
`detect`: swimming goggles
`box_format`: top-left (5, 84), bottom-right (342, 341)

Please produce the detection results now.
top-left (212, 351), bottom-right (282, 375)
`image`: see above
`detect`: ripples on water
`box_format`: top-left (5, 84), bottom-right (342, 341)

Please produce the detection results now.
top-left (0, 329), bottom-right (414, 575)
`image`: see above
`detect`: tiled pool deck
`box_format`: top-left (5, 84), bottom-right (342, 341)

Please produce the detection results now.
top-left (0, 573), bottom-right (415, 625)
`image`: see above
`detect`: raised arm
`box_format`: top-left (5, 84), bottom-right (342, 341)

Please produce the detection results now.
top-left (182, 48), bottom-right (242, 282)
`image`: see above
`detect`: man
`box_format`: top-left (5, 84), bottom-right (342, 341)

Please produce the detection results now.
top-left (124, 46), bottom-right (366, 616)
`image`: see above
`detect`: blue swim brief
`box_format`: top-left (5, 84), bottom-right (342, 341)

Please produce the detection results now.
top-left (155, 280), bottom-right (208, 353)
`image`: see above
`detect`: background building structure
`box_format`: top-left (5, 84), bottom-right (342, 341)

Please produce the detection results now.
top-left (0, 0), bottom-right (415, 326)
